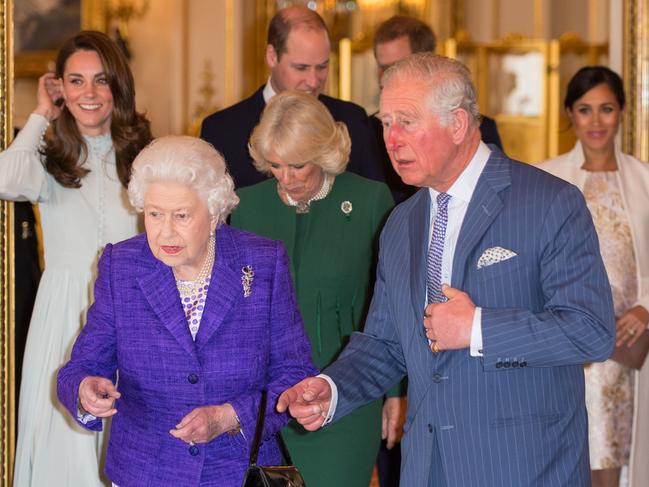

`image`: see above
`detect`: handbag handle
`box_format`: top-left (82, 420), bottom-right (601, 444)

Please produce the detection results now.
top-left (248, 390), bottom-right (295, 467)
top-left (249, 390), bottom-right (267, 466)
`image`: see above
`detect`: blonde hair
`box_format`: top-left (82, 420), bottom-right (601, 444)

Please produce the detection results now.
top-left (248, 91), bottom-right (351, 176)
top-left (128, 135), bottom-right (239, 224)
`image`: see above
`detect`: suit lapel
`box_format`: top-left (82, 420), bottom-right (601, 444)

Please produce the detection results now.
top-left (136, 246), bottom-right (197, 358)
top-left (409, 189), bottom-right (431, 339)
top-left (451, 151), bottom-right (511, 290)
top-left (195, 225), bottom-right (241, 351)
top-left (252, 86), bottom-right (266, 119)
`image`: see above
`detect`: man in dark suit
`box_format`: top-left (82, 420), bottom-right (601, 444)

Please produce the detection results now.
top-left (372, 15), bottom-right (502, 203)
top-left (201, 5), bottom-right (383, 189)
top-left (278, 53), bottom-right (615, 487)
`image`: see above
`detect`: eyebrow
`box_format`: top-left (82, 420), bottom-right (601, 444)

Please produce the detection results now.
top-left (65, 72), bottom-right (108, 78)
top-left (290, 59), bottom-right (329, 68)
top-left (377, 109), bottom-right (416, 118)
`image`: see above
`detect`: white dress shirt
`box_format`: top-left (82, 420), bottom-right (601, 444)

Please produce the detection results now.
top-left (427, 140), bottom-right (491, 357)
top-left (262, 78), bottom-right (276, 103)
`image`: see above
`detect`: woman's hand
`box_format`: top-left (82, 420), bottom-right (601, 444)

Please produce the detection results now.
top-left (78, 376), bottom-right (121, 418)
top-left (616, 305), bottom-right (649, 347)
top-left (33, 73), bottom-right (63, 122)
top-left (169, 403), bottom-right (239, 444)
top-left (381, 396), bottom-right (406, 449)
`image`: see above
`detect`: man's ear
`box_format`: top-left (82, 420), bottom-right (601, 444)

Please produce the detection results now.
top-left (266, 44), bottom-right (278, 69)
top-left (449, 108), bottom-right (470, 144)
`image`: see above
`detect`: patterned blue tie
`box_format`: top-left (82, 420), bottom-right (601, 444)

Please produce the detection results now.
top-left (427, 192), bottom-right (451, 304)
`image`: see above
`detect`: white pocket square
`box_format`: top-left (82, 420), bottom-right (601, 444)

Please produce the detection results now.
top-left (477, 246), bottom-right (517, 269)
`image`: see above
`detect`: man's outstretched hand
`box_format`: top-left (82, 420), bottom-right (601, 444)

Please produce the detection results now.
top-left (277, 377), bottom-right (332, 431)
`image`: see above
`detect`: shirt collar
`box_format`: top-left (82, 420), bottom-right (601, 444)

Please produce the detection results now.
top-left (263, 77), bottom-right (277, 104)
top-left (429, 141), bottom-right (491, 205)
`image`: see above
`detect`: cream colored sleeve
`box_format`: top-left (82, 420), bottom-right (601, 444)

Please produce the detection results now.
top-left (0, 113), bottom-right (52, 202)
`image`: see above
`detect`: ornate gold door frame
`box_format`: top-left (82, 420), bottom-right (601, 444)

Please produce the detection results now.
top-left (623, 0), bottom-right (649, 160)
top-left (0, 1), bottom-right (13, 485)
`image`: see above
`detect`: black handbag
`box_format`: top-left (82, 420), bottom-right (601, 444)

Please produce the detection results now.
top-left (241, 391), bottom-right (307, 487)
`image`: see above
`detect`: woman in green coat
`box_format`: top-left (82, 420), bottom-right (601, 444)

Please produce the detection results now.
top-left (231, 91), bottom-right (396, 487)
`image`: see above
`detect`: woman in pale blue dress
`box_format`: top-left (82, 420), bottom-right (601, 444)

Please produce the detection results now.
top-left (0, 31), bottom-right (151, 487)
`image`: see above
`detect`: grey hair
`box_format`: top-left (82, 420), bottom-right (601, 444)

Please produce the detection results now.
top-left (248, 90), bottom-right (351, 176)
top-left (128, 135), bottom-right (239, 224)
top-left (382, 52), bottom-right (480, 127)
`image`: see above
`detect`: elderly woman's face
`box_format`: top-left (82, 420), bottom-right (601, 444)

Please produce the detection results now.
top-left (267, 153), bottom-right (324, 202)
top-left (144, 181), bottom-right (214, 280)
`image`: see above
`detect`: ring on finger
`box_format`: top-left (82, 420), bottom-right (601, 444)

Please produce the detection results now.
top-left (430, 340), bottom-right (441, 353)
top-left (629, 329), bottom-right (636, 336)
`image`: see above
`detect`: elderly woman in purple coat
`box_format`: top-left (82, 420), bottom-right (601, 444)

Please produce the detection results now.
top-left (57, 135), bottom-right (316, 486)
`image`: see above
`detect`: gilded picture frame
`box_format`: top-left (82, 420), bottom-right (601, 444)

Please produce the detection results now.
top-left (14, 0), bottom-right (107, 78)
top-left (1, 1), bottom-right (13, 484)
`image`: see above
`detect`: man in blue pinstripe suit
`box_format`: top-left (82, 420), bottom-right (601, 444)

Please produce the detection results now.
top-left (278, 53), bottom-right (615, 486)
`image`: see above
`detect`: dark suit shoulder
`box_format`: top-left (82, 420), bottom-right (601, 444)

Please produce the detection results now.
top-left (200, 87), bottom-right (264, 134)
top-left (479, 115), bottom-right (503, 149)
top-left (318, 94), bottom-right (368, 122)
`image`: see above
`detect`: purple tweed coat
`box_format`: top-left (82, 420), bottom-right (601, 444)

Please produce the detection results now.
top-left (57, 225), bottom-right (316, 486)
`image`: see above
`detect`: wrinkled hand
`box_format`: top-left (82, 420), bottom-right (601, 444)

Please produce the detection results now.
top-left (169, 403), bottom-right (238, 444)
top-left (616, 305), bottom-right (649, 347)
top-left (424, 284), bottom-right (475, 352)
top-left (78, 376), bottom-right (121, 418)
top-left (33, 73), bottom-right (63, 122)
top-left (277, 377), bottom-right (331, 431)
top-left (382, 396), bottom-right (406, 449)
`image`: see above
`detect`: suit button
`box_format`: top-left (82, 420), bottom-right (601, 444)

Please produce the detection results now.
top-left (496, 361), bottom-right (503, 368)
top-left (432, 373), bottom-right (442, 383)
top-left (188, 373), bottom-right (199, 384)
top-left (503, 360), bottom-right (511, 368)
top-left (427, 424), bottom-right (433, 433)
top-left (520, 361), bottom-right (527, 367)
top-left (189, 444), bottom-right (199, 456)
top-left (511, 361), bottom-right (519, 368)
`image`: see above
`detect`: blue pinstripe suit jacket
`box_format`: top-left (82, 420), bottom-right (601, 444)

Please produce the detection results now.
top-left (325, 149), bottom-right (615, 486)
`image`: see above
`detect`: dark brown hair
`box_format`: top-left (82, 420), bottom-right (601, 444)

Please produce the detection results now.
top-left (42, 30), bottom-right (152, 188)
top-left (267, 5), bottom-right (328, 61)
top-left (373, 15), bottom-right (436, 55)
top-left (564, 66), bottom-right (625, 111)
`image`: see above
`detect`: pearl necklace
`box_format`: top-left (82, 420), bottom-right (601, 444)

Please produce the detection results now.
top-left (174, 235), bottom-right (215, 296)
top-left (282, 173), bottom-right (333, 214)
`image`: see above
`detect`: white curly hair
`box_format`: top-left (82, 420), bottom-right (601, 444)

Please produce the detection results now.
top-left (128, 135), bottom-right (239, 224)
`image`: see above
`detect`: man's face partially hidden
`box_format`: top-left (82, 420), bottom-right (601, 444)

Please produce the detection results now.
top-left (375, 35), bottom-right (412, 81)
